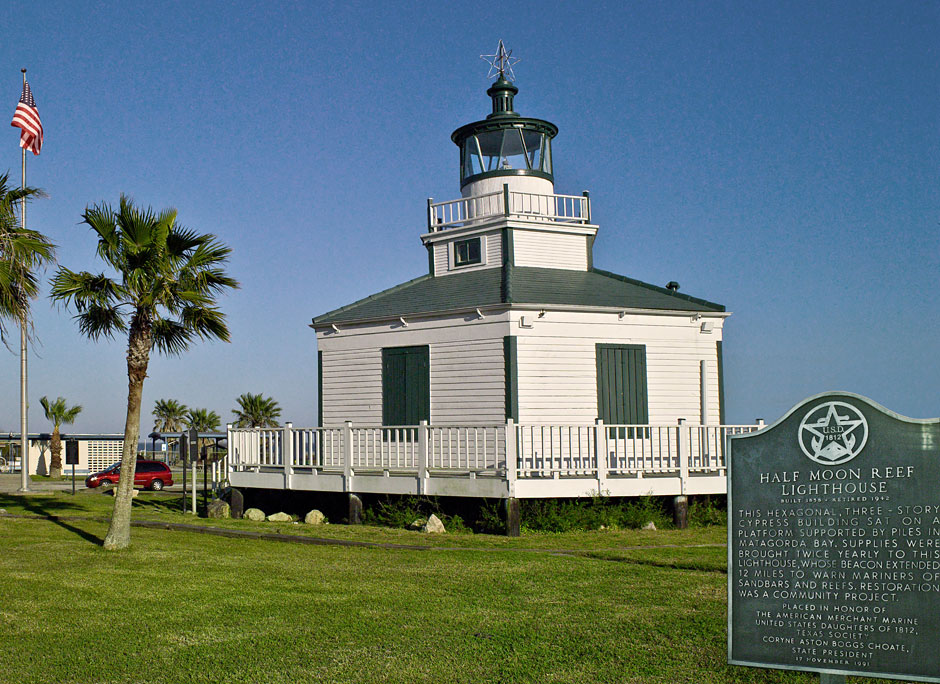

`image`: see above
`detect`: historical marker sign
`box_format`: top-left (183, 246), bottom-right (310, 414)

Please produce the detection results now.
top-left (728, 392), bottom-right (940, 681)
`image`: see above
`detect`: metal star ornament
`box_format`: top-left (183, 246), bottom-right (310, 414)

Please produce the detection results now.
top-left (480, 40), bottom-right (520, 81)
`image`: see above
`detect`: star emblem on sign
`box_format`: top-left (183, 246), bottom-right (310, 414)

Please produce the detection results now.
top-left (798, 401), bottom-right (869, 465)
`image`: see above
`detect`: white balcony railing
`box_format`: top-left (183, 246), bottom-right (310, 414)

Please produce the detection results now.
top-left (226, 420), bottom-right (760, 496)
top-left (427, 186), bottom-right (591, 232)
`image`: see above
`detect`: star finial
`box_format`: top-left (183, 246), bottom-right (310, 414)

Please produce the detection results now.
top-left (480, 40), bottom-right (520, 81)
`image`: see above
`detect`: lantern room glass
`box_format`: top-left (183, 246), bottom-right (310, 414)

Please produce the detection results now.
top-left (461, 129), bottom-right (552, 181)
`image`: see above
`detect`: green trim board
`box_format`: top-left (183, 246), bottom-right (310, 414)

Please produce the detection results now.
top-left (502, 228), bottom-right (514, 266)
top-left (317, 351), bottom-right (323, 427)
top-left (312, 265), bottom-right (724, 327)
top-left (381, 346), bottom-right (430, 426)
top-left (503, 336), bottom-right (518, 421)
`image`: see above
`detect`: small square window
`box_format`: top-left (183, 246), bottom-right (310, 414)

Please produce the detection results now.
top-left (454, 237), bottom-right (482, 267)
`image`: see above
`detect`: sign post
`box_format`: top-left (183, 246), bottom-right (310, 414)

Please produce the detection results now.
top-left (728, 392), bottom-right (940, 682)
top-left (65, 439), bottom-right (78, 495)
top-left (179, 432), bottom-right (188, 512)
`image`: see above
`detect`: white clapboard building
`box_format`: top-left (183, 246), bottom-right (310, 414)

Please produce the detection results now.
top-left (227, 55), bottom-right (757, 506)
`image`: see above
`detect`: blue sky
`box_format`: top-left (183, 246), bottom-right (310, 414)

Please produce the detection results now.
top-left (1, 1), bottom-right (937, 434)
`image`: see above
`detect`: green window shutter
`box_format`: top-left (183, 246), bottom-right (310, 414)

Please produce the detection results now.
top-left (596, 344), bottom-right (648, 435)
top-left (382, 346), bottom-right (430, 426)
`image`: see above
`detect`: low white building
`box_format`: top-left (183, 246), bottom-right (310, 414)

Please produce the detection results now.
top-left (0, 433), bottom-right (124, 476)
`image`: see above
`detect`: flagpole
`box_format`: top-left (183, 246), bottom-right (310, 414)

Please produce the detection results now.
top-left (17, 68), bottom-right (29, 493)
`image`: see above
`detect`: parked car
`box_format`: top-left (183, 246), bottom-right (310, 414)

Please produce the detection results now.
top-left (85, 460), bottom-right (174, 491)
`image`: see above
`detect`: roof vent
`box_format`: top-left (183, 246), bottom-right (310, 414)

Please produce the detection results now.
top-left (666, 281), bottom-right (680, 292)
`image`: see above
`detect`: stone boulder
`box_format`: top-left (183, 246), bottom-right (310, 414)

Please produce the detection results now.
top-left (243, 507), bottom-right (265, 521)
top-left (108, 489), bottom-right (138, 498)
top-left (266, 511), bottom-right (292, 522)
top-left (304, 510), bottom-right (327, 525)
top-left (421, 513), bottom-right (446, 534)
top-left (206, 499), bottom-right (230, 519)
top-left (642, 521), bottom-right (657, 531)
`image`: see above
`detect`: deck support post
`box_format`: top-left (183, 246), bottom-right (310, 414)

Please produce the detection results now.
top-left (673, 495), bottom-right (688, 529)
top-left (677, 418), bottom-right (689, 496)
top-left (595, 419), bottom-right (608, 494)
top-left (343, 421), bottom-right (353, 491)
top-left (676, 418), bottom-right (689, 529)
top-left (505, 497), bottom-right (521, 537)
top-left (505, 418), bottom-right (516, 494)
top-left (283, 422), bottom-right (293, 490)
top-left (348, 493), bottom-right (362, 525)
top-left (418, 420), bottom-right (428, 495)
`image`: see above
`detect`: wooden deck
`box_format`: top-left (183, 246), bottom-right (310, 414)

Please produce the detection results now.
top-left (225, 420), bottom-right (760, 499)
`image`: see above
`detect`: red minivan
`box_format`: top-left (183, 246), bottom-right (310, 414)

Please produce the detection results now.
top-left (85, 460), bottom-right (174, 491)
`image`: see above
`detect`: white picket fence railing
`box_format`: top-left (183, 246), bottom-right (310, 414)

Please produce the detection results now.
top-left (427, 186), bottom-right (591, 231)
top-left (226, 420), bottom-right (759, 494)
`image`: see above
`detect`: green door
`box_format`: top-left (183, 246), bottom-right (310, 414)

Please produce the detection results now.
top-left (382, 345), bottom-right (430, 426)
top-left (596, 344), bottom-right (648, 436)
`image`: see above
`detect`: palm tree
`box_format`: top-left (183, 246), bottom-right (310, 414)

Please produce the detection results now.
top-left (0, 171), bottom-right (54, 340)
top-left (152, 398), bottom-right (188, 458)
top-left (152, 398), bottom-right (188, 433)
top-left (185, 408), bottom-right (222, 461)
top-left (39, 396), bottom-right (83, 478)
top-left (50, 196), bottom-right (237, 550)
top-left (232, 392), bottom-right (281, 428)
top-left (1, 173), bottom-right (54, 491)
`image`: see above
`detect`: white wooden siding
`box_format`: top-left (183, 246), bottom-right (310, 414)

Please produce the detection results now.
top-left (318, 314), bottom-right (510, 426)
top-left (432, 230), bottom-right (502, 276)
top-left (430, 339), bottom-right (505, 424)
top-left (317, 309), bottom-right (725, 428)
top-left (513, 229), bottom-right (587, 270)
top-left (320, 348), bottom-right (383, 426)
top-left (514, 312), bottom-right (723, 424)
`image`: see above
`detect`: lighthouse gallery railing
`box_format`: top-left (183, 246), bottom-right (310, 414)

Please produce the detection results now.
top-left (427, 186), bottom-right (591, 232)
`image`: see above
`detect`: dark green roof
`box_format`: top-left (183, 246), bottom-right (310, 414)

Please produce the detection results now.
top-left (312, 266), bottom-right (724, 326)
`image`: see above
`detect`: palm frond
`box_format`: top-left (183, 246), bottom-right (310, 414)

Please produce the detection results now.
top-left (151, 317), bottom-right (195, 355)
top-left (75, 303), bottom-right (127, 340)
top-left (180, 305), bottom-right (230, 343)
top-left (50, 269), bottom-right (122, 310)
top-left (38, 396), bottom-right (82, 427)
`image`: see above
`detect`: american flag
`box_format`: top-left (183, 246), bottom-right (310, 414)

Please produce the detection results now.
top-left (11, 80), bottom-right (43, 156)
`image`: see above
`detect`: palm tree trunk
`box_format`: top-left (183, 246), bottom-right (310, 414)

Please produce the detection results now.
top-left (103, 315), bottom-right (151, 550)
top-left (49, 426), bottom-right (62, 479)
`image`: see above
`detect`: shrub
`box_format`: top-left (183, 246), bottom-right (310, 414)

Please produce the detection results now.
top-left (520, 495), bottom-right (672, 533)
top-left (688, 496), bottom-right (727, 527)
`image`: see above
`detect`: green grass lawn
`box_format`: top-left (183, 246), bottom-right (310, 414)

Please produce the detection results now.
top-left (0, 494), bottom-right (913, 683)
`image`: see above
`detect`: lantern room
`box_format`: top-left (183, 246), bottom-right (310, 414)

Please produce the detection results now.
top-left (451, 44), bottom-right (558, 199)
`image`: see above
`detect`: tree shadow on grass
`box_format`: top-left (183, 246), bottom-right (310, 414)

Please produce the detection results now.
top-left (1, 494), bottom-right (105, 546)
top-left (0, 493), bottom-right (93, 515)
